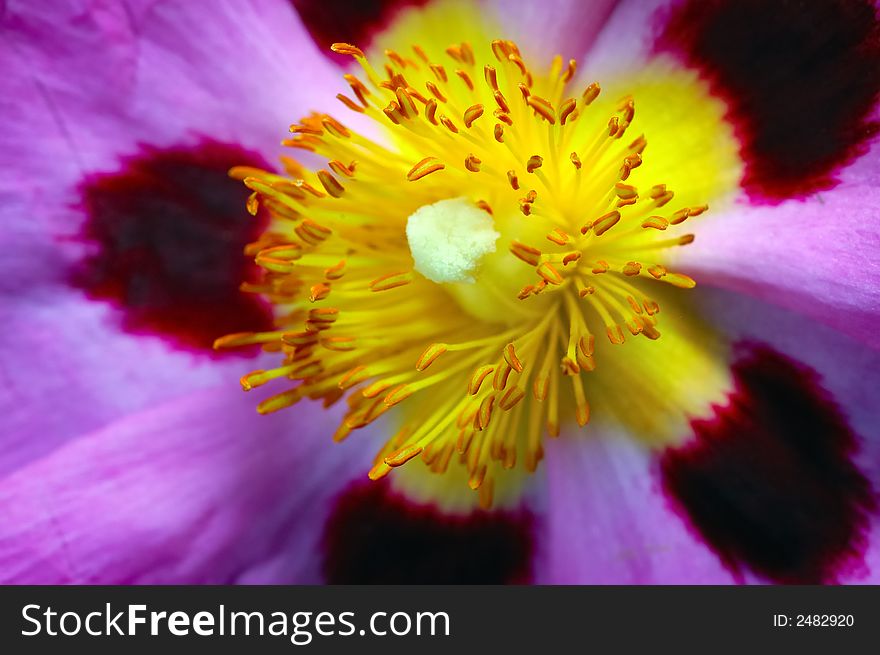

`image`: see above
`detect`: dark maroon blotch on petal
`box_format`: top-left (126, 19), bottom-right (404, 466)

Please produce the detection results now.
top-left (660, 342), bottom-right (877, 584)
top-left (321, 481), bottom-right (534, 583)
top-left (70, 140), bottom-right (274, 355)
top-left (292, 0), bottom-right (430, 64)
top-left (656, 0), bottom-right (880, 202)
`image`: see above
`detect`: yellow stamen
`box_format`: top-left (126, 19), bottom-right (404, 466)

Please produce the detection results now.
top-left (224, 35), bottom-right (714, 507)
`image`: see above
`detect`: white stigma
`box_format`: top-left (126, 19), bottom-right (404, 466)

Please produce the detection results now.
top-left (405, 198), bottom-right (500, 284)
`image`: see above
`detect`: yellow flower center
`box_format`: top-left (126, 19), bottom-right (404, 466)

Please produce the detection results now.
top-left (217, 32), bottom-right (731, 509)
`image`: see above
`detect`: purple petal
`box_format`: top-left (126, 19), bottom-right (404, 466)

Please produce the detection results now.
top-left (579, 0), bottom-right (672, 79)
top-left (693, 288), bottom-right (880, 480)
top-left (0, 387), bottom-right (375, 584)
top-left (671, 146), bottom-right (880, 350)
top-left (127, 0), bottom-right (347, 155)
top-left (537, 432), bottom-right (736, 584)
top-left (1, 0), bottom-right (350, 241)
top-left (491, 0), bottom-right (619, 63)
top-left (2, 0), bottom-right (344, 161)
top-left (687, 288), bottom-right (880, 583)
top-left (0, 286), bottom-right (286, 476)
top-left (0, 0), bottom-right (352, 470)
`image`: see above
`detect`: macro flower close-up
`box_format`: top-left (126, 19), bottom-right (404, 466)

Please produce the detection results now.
top-left (1, 0), bottom-right (879, 586)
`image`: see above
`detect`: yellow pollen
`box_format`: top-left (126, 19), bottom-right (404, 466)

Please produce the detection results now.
top-left (220, 35), bottom-right (712, 508)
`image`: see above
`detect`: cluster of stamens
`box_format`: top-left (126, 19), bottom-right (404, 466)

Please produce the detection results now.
top-left (216, 37), bottom-right (708, 507)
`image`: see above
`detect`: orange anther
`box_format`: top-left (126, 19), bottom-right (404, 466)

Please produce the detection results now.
top-left (463, 104), bottom-right (484, 128)
top-left (588, 210), bottom-right (621, 236)
top-left (416, 343), bottom-right (448, 371)
top-left (406, 157), bottom-right (445, 181)
top-left (582, 82), bottom-right (601, 105)
top-left (330, 43), bottom-right (364, 58)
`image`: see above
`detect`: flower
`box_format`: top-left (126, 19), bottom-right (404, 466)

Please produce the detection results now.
top-left (0, 0), bottom-right (878, 584)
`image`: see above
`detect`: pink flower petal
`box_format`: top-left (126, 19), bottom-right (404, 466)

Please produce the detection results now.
top-left (0, 0), bottom-right (353, 470)
top-left (0, 387), bottom-right (376, 584)
top-left (693, 288), bottom-right (880, 480)
top-left (490, 0), bottom-right (619, 63)
top-left (0, 0), bottom-right (349, 244)
top-left (672, 146), bottom-right (880, 350)
top-left (2, 0), bottom-right (345, 165)
top-left (537, 432), bottom-right (736, 584)
top-left (579, 0), bottom-right (671, 78)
